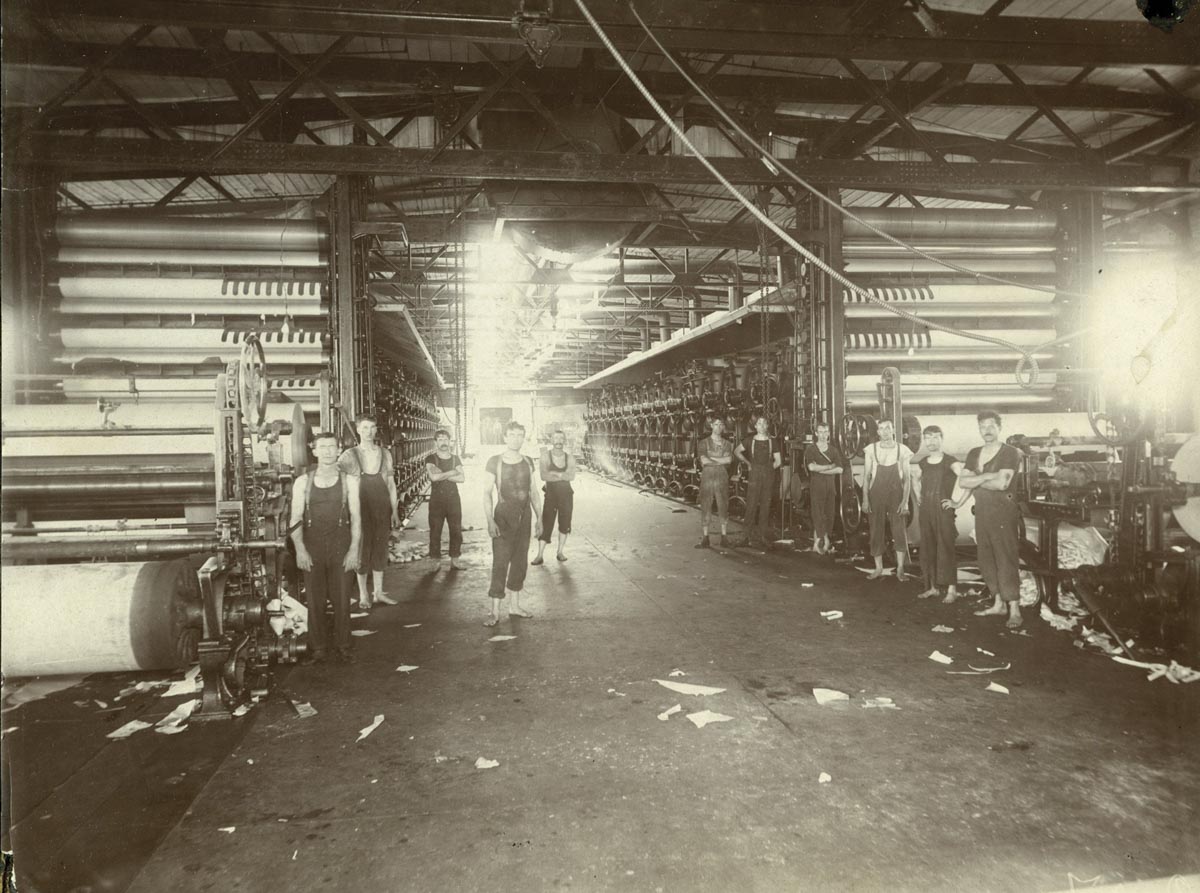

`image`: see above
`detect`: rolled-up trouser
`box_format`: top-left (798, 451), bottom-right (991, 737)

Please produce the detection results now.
top-left (699, 466), bottom-right (729, 524)
top-left (489, 500), bottom-right (531, 598)
top-left (976, 502), bottom-right (1021, 602)
top-left (429, 490), bottom-right (463, 558)
top-left (744, 472), bottom-right (773, 541)
top-left (919, 505), bottom-right (958, 588)
top-left (868, 507), bottom-right (908, 556)
top-left (539, 482), bottom-right (574, 543)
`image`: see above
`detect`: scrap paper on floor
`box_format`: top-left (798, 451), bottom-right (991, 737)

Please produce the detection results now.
top-left (686, 710), bottom-right (733, 729)
top-left (986, 682), bottom-right (1009, 694)
top-left (488, 635), bottom-right (517, 642)
top-left (106, 719), bottom-right (153, 740)
top-left (351, 630), bottom-right (377, 637)
top-left (475, 757), bottom-right (500, 769)
top-left (654, 679), bottom-right (726, 696)
top-left (813, 688), bottom-right (850, 706)
top-left (356, 714), bottom-right (385, 742)
top-left (161, 666), bottom-right (201, 698)
top-left (395, 665), bottom-right (419, 673)
top-left (928, 650), bottom-right (954, 665)
top-left (657, 704), bottom-right (682, 721)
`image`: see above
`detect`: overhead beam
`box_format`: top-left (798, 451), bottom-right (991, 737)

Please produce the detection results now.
top-left (11, 40), bottom-right (1195, 122)
top-left (18, 134), bottom-right (1197, 192)
top-left (18, 0), bottom-right (1198, 66)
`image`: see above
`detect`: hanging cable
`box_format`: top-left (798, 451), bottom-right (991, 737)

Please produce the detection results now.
top-left (573, 0), bottom-right (1077, 389)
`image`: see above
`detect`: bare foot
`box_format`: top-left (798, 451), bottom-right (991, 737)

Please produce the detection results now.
top-left (509, 608), bottom-right (533, 619)
top-left (530, 556), bottom-right (544, 566)
top-left (917, 588), bottom-right (939, 599)
top-left (556, 553), bottom-right (567, 562)
top-left (375, 593), bottom-right (398, 606)
top-left (941, 592), bottom-right (960, 604)
top-left (866, 569), bottom-right (885, 580)
top-left (358, 600), bottom-right (371, 611)
top-left (1005, 613), bottom-right (1024, 629)
top-left (896, 570), bottom-right (912, 583)
top-left (974, 606), bottom-right (1006, 617)
top-left (483, 616), bottom-right (500, 628)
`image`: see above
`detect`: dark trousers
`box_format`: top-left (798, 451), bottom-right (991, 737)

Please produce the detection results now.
top-left (305, 556), bottom-right (352, 654)
top-left (539, 482), bottom-right (574, 543)
top-left (977, 504), bottom-right (1021, 602)
top-left (489, 502), bottom-right (531, 598)
top-left (919, 505), bottom-right (958, 588)
top-left (744, 472), bottom-right (774, 541)
top-left (429, 490), bottom-right (463, 558)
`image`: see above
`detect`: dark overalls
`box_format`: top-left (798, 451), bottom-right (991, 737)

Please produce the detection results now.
top-left (967, 444), bottom-right (1022, 603)
top-left (539, 451), bottom-right (574, 543)
top-left (918, 454), bottom-right (960, 589)
top-left (343, 446), bottom-right (392, 573)
top-left (868, 443), bottom-right (908, 557)
top-left (805, 443), bottom-right (842, 540)
top-left (302, 471), bottom-right (353, 655)
top-left (427, 451), bottom-right (463, 559)
top-left (487, 454), bottom-right (534, 599)
top-left (742, 437), bottom-right (776, 543)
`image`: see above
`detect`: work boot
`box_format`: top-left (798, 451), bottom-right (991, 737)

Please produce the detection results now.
top-left (694, 535), bottom-right (711, 549)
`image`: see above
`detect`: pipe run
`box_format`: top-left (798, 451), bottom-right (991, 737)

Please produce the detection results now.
top-left (55, 215), bottom-right (327, 251)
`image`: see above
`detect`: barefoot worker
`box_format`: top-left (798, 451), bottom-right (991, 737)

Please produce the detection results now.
top-left (911, 425), bottom-right (964, 603)
top-left (482, 421), bottom-right (543, 627)
top-left (959, 411), bottom-right (1026, 629)
top-left (426, 429), bottom-right (466, 570)
top-left (862, 419), bottom-right (914, 581)
top-left (804, 422), bottom-right (842, 555)
top-left (533, 429), bottom-right (576, 566)
top-left (695, 415), bottom-right (733, 549)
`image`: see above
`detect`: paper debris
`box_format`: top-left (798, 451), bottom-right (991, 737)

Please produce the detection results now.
top-left (657, 704), bottom-right (682, 721)
top-left (1039, 603), bottom-right (1078, 631)
top-left (395, 665), bottom-right (419, 673)
top-left (434, 755), bottom-right (448, 763)
top-left (106, 719), bottom-right (153, 740)
top-left (653, 679), bottom-right (726, 696)
top-left (292, 851), bottom-right (298, 861)
top-left (818, 772), bottom-right (832, 784)
top-left (607, 688), bottom-right (627, 697)
top-left (282, 593), bottom-right (309, 635)
top-left (350, 612), bottom-right (369, 619)
top-left (217, 826), bottom-right (236, 834)
top-left (161, 666), bottom-right (201, 698)
top-left (356, 714), bottom-right (385, 742)
top-left (1010, 629), bottom-right (1032, 638)
top-left (403, 624), bottom-right (422, 628)
top-left (1111, 656), bottom-right (1200, 684)
top-left (94, 700), bottom-right (108, 709)
top-left (977, 647), bottom-right (995, 657)
top-left (947, 663), bottom-right (1012, 675)
top-left (813, 688), bottom-right (850, 705)
top-left (668, 669), bottom-right (686, 677)
top-left (2, 727), bottom-right (18, 735)
top-left (863, 697), bottom-right (899, 710)
top-left (986, 682), bottom-right (1009, 694)
top-left (928, 650), bottom-right (954, 665)
top-left (774, 539), bottom-right (795, 545)
top-left (475, 757), bottom-right (499, 769)
top-left (232, 702), bottom-right (254, 717)
top-left (685, 710), bottom-right (733, 729)
top-left (488, 635), bottom-right (517, 642)
top-left (155, 699), bottom-right (197, 733)
top-left (801, 583), bottom-right (815, 588)
top-left (931, 625), bottom-right (955, 633)
top-left (819, 610), bottom-right (843, 621)
top-left (350, 630), bottom-right (377, 637)
top-left (155, 724), bottom-right (188, 736)
top-left (287, 698), bottom-right (316, 719)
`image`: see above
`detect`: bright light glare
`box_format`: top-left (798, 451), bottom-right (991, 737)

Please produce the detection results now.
top-left (1089, 256), bottom-right (1179, 394)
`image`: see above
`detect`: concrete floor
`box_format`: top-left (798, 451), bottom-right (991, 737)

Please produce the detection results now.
top-left (8, 466), bottom-right (1200, 892)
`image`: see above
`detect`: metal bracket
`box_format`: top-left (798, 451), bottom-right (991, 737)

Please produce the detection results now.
top-left (513, 0), bottom-right (559, 69)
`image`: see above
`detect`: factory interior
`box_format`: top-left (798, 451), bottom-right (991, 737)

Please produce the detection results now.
top-left (2, 2), bottom-right (1200, 891)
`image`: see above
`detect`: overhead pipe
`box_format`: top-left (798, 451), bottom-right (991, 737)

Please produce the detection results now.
top-left (57, 247), bottom-right (325, 267)
top-left (55, 215), bottom-right (327, 251)
top-left (57, 277), bottom-right (324, 317)
top-left (842, 208), bottom-right (1059, 239)
top-left (844, 258), bottom-right (1056, 275)
top-left (55, 327), bottom-right (327, 367)
top-left (845, 284), bottom-right (1056, 304)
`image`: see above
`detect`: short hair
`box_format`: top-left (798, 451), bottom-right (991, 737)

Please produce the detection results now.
top-left (976, 410), bottom-right (1002, 425)
top-left (505, 420), bottom-right (526, 434)
top-left (815, 422), bottom-right (830, 432)
top-left (434, 428), bottom-right (451, 439)
top-left (876, 418), bottom-right (895, 430)
top-left (706, 414), bottom-right (724, 427)
top-left (552, 429), bottom-right (566, 438)
top-left (312, 431), bottom-right (338, 445)
top-left (355, 414), bottom-right (377, 426)
top-left (751, 413), bottom-right (769, 424)
top-left (922, 425), bottom-right (943, 436)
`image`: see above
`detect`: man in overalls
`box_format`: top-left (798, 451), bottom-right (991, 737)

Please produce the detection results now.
top-left (289, 432), bottom-right (363, 663)
top-left (339, 414), bottom-right (400, 610)
top-left (482, 420), bottom-right (543, 627)
top-left (734, 414), bottom-right (782, 550)
top-left (695, 415), bottom-right (733, 548)
top-left (959, 410), bottom-right (1025, 629)
top-left (425, 428), bottom-right (466, 570)
top-left (533, 429), bottom-right (576, 565)
top-left (862, 419), bottom-right (915, 581)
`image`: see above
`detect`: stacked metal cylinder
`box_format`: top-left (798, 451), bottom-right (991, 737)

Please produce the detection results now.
top-left (2, 215), bottom-right (330, 526)
top-left (841, 208), bottom-right (1067, 413)
top-left (372, 350), bottom-right (440, 520)
top-left (582, 354), bottom-right (789, 514)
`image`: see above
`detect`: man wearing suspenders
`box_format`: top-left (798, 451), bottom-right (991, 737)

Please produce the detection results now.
top-left (734, 414), bottom-right (782, 550)
top-left (290, 432), bottom-right (363, 663)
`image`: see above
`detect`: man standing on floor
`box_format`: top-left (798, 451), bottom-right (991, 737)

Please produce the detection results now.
top-left (804, 422), bottom-right (843, 555)
top-left (959, 410), bottom-right (1025, 629)
top-left (734, 414), bottom-right (782, 550)
top-left (862, 418), bottom-right (915, 581)
top-left (339, 414), bottom-right (400, 610)
top-left (695, 415), bottom-right (733, 549)
top-left (426, 428), bottom-right (465, 570)
top-left (482, 420), bottom-right (543, 627)
top-left (911, 425), bottom-right (965, 603)
top-left (290, 432), bottom-right (362, 663)
top-left (533, 429), bottom-right (576, 565)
